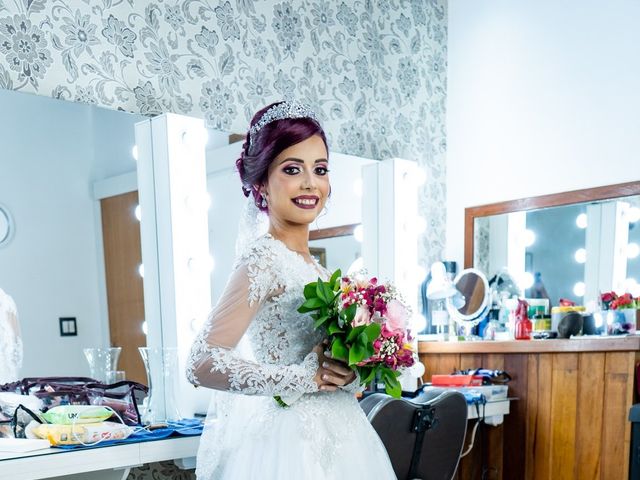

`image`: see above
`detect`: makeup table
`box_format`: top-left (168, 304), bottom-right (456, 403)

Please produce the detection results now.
top-left (0, 435), bottom-right (199, 480)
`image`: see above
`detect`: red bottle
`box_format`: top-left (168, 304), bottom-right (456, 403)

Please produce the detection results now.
top-left (514, 299), bottom-right (532, 340)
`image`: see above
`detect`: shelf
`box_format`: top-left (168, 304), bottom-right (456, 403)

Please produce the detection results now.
top-left (418, 335), bottom-right (640, 354)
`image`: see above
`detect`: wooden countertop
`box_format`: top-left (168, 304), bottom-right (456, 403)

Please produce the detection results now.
top-left (418, 335), bottom-right (640, 353)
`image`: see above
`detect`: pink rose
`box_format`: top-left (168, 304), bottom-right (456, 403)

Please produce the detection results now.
top-left (352, 306), bottom-right (371, 327)
top-left (385, 299), bottom-right (409, 332)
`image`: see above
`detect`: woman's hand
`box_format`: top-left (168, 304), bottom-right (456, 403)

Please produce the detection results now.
top-left (311, 343), bottom-right (357, 392)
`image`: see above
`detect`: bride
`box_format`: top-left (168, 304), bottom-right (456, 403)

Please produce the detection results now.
top-left (186, 101), bottom-right (396, 479)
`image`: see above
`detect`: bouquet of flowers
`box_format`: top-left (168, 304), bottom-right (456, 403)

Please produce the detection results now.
top-left (298, 270), bottom-right (416, 397)
top-left (600, 291), bottom-right (639, 310)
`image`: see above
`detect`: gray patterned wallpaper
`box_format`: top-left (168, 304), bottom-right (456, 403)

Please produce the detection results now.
top-left (0, 0), bottom-right (447, 268)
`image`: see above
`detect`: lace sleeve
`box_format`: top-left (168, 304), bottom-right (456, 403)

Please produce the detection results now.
top-left (186, 257), bottom-right (319, 397)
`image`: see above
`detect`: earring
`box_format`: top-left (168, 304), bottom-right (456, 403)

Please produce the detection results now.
top-left (260, 194), bottom-right (267, 208)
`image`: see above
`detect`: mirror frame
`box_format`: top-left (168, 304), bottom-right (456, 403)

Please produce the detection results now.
top-left (464, 181), bottom-right (640, 268)
top-left (309, 223), bottom-right (359, 240)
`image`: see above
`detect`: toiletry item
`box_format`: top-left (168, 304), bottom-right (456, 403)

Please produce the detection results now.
top-left (514, 299), bottom-right (532, 340)
top-left (551, 306), bottom-right (586, 332)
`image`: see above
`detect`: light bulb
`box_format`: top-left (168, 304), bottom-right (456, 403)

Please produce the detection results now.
top-left (573, 282), bottom-right (585, 297)
top-left (142, 321), bottom-right (147, 335)
top-left (412, 314), bottom-right (427, 332)
top-left (182, 127), bottom-right (209, 150)
top-left (138, 264), bottom-right (144, 278)
top-left (414, 216), bottom-right (427, 234)
top-left (574, 248), bottom-right (587, 264)
top-left (628, 206), bottom-right (640, 223)
top-left (519, 272), bottom-right (534, 290)
top-left (185, 192), bottom-right (212, 211)
top-left (188, 255), bottom-right (215, 273)
top-left (627, 242), bottom-right (639, 259)
top-left (576, 213), bottom-right (588, 229)
top-left (353, 224), bottom-right (363, 243)
top-left (353, 178), bottom-right (363, 197)
top-left (523, 229), bottom-right (536, 247)
top-left (414, 265), bottom-right (427, 283)
top-left (131, 145), bottom-right (138, 161)
top-left (134, 205), bottom-right (142, 221)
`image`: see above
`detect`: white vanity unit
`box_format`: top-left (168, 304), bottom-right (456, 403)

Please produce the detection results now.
top-left (0, 436), bottom-right (199, 480)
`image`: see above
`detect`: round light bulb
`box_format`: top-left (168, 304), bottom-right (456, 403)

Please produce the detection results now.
top-left (415, 265), bottom-right (427, 284)
top-left (182, 127), bottom-right (209, 150)
top-left (628, 206), bottom-right (640, 223)
top-left (353, 178), bottom-right (363, 197)
top-left (142, 321), bottom-right (148, 335)
top-left (574, 248), bottom-right (587, 264)
top-left (415, 216), bottom-right (427, 234)
top-left (131, 145), bottom-right (138, 161)
top-left (185, 192), bottom-right (212, 211)
top-left (523, 229), bottom-right (536, 247)
top-left (138, 264), bottom-right (144, 278)
top-left (576, 213), bottom-right (588, 229)
top-left (353, 224), bottom-right (363, 243)
top-left (573, 281), bottom-right (586, 297)
top-left (347, 256), bottom-right (364, 275)
top-left (412, 314), bottom-right (427, 332)
top-left (627, 242), bottom-right (639, 259)
top-left (519, 272), bottom-right (534, 290)
top-left (134, 205), bottom-right (142, 222)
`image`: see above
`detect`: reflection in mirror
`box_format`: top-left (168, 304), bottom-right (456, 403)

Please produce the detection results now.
top-left (0, 89), bottom-right (145, 381)
top-left (473, 193), bottom-right (640, 306)
top-left (309, 224), bottom-right (361, 273)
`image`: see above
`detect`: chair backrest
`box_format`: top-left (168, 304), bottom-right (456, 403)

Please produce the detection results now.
top-left (361, 391), bottom-right (467, 480)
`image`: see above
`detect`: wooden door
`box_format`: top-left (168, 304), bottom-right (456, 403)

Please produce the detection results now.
top-left (100, 191), bottom-right (147, 385)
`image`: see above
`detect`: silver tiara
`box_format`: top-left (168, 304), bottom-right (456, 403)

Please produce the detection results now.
top-left (248, 101), bottom-right (319, 148)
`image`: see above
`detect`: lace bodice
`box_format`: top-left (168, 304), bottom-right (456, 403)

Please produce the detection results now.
top-left (0, 288), bottom-right (22, 385)
top-left (186, 234), bottom-right (327, 398)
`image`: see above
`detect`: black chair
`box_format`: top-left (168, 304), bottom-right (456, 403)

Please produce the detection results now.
top-left (361, 389), bottom-right (468, 480)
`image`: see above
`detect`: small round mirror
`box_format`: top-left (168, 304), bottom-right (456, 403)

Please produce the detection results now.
top-left (0, 205), bottom-right (14, 248)
top-left (447, 268), bottom-right (490, 331)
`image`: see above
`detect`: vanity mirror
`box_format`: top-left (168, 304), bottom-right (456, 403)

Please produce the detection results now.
top-left (465, 181), bottom-right (640, 307)
top-left (447, 268), bottom-right (490, 338)
top-left (0, 88), bottom-right (145, 381)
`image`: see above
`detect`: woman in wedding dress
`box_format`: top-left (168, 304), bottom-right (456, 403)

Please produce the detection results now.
top-left (187, 101), bottom-right (396, 479)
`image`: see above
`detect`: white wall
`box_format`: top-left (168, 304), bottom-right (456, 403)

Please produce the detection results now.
top-left (446, 0), bottom-right (640, 266)
top-left (0, 90), bottom-right (142, 377)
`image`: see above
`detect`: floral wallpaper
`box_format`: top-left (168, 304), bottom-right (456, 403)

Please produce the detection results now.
top-left (0, 0), bottom-right (447, 268)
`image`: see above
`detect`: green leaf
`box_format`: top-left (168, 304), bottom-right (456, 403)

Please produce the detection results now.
top-left (327, 320), bottom-right (344, 335)
top-left (346, 325), bottom-right (366, 343)
top-left (359, 366), bottom-right (376, 385)
top-left (316, 280), bottom-right (330, 303)
top-left (320, 281), bottom-right (334, 304)
top-left (357, 331), bottom-right (369, 347)
top-left (298, 297), bottom-right (325, 313)
top-left (364, 323), bottom-right (381, 342)
top-left (331, 337), bottom-right (348, 362)
top-left (381, 369), bottom-right (402, 398)
top-left (313, 315), bottom-right (330, 329)
top-left (349, 341), bottom-right (366, 365)
top-left (341, 303), bottom-right (357, 323)
top-left (329, 269), bottom-right (342, 290)
top-left (304, 282), bottom-right (318, 299)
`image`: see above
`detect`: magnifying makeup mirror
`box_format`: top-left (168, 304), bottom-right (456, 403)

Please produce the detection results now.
top-left (447, 268), bottom-right (490, 339)
top-left (0, 204), bottom-right (14, 248)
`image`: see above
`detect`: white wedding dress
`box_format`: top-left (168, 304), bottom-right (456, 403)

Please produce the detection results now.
top-left (187, 233), bottom-right (396, 479)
